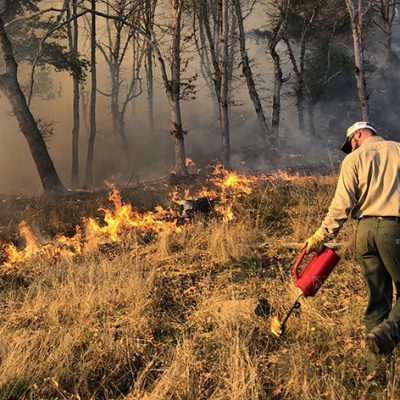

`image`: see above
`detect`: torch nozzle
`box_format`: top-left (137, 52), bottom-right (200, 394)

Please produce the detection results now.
top-left (271, 293), bottom-right (302, 337)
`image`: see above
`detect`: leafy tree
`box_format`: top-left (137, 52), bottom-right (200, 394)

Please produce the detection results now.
top-left (0, 1), bottom-right (69, 194)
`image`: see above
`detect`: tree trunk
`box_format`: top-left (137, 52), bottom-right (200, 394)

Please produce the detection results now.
top-left (375, 0), bottom-right (395, 65)
top-left (67, 2), bottom-right (80, 189)
top-left (383, 21), bottom-right (392, 64)
top-left (345, 0), bottom-right (370, 120)
top-left (0, 17), bottom-right (65, 194)
top-left (220, 0), bottom-right (230, 169)
top-left (193, 3), bottom-right (220, 120)
top-left (284, 1), bottom-right (321, 135)
top-left (233, 0), bottom-right (271, 154)
top-left (170, 0), bottom-right (188, 176)
top-left (197, 0), bottom-right (222, 118)
top-left (296, 85), bottom-right (305, 133)
top-left (307, 101), bottom-right (317, 138)
top-left (85, 0), bottom-right (97, 188)
top-left (270, 44), bottom-right (282, 148)
top-left (145, 0), bottom-right (156, 132)
top-left (146, 43), bottom-right (154, 132)
top-left (117, 113), bottom-right (130, 161)
top-left (352, 30), bottom-right (369, 120)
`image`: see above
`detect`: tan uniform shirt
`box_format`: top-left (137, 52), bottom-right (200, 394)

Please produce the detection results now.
top-left (320, 136), bottom-right (400, 236)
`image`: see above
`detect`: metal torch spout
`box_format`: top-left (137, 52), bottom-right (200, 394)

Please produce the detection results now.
top-left (271, 292), bottom-right (303, 337)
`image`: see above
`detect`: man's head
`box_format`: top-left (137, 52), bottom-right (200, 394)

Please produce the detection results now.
top-left (341, 121), bottom-right (377, 154)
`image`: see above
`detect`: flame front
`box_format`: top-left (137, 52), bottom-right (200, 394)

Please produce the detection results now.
top-left (3, 187), bottom-right (181, 265)
top-left (212, 167), bottom-right (255, 196)
top-left (84, 187), bottom-right (180, 248)
top-left (5, 221), bottom-right (40, 265)
top-left (1, 169), bottom-right (307, 266)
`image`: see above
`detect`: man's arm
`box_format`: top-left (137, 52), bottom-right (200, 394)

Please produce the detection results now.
top-left (303, 156), bottom-right (358, 253)
top-left (320, 156), bottom-right (358, 237)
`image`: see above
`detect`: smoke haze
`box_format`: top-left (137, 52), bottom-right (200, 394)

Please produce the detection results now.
top-left (0, 2), bottom-right (399, 194)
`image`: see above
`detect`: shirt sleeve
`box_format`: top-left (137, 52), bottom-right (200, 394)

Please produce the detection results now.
top-left (320, 156), bottom-right (358, 237)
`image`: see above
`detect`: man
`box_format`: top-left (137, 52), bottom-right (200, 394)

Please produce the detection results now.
top-left (303, 121), bottom-right (400, 371)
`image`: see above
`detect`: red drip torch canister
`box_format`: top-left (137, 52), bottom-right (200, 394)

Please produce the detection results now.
top-left (293, 245), bottom-right (340, 297)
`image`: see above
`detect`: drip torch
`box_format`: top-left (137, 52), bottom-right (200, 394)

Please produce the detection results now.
top-left (271, 245), bottom-right (340, 337)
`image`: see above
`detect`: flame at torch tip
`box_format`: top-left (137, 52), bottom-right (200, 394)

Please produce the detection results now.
top-left (270, 316), bottom-right (282, 337)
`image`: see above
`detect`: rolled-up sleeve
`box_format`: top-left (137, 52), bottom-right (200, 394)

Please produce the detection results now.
top-left (320, 156), bottom-right (358, 237)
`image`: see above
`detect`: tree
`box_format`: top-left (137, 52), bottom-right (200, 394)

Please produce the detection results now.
top-left (302, 1), bottom-right (352, 137)
top-left (192, 0), bottom-right (239, 168)
top-left (168, 0), bottom-right (189, 176)
top-left (0, 3), bottom-right (65, 194)
top-left (76, 1), bottom-right (190, 176)
top-left (373, 0), bottom-right (398, 65)
top-left (233, 0), bottom-right (274, 158)
top-left (97, 1), bottom-right (144, 167)
top-left (85, 0), bottom-right (97, 188)
top-left (66, 0), bottom-right (81, 188)
top-left (266, 0), bottom-right (290, 145)
top-left (283, 0), bottom-right (322, 135)
top-left (144, 0), bottom-right (157, 131)
top-left (344, 0), bottom-right (373, 120)
top-left (220, 0), bottom-right (231, 168)
top-left (192, 0), bottom-right (222, 119)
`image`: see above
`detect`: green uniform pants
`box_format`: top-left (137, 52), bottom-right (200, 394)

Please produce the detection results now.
top-left (356, 217), bottom-right (400, 353)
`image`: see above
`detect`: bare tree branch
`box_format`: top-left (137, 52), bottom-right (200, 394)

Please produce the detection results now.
top-left (4, 7), bottom-right (67, 28)
top-left (28, 7), bottom-right (90, 106)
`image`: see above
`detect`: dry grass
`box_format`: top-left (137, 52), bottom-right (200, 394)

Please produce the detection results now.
top-left (0, 175), bottom-right (399, 399)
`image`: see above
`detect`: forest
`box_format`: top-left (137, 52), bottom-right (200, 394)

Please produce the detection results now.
top-left (0, 0), bottom-right (399, 194)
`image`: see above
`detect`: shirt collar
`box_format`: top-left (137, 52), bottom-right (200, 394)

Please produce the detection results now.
top-left (365, 136), bottom-right (384, 144)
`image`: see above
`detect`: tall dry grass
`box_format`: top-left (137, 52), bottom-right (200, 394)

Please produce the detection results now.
top-left (0, 175), bottom-right (399, 399)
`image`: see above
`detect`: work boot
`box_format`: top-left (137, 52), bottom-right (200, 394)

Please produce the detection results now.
top-left (365, 333), bottom-right (392, 382)
top-left (366, 332), bottom-right (394, 356)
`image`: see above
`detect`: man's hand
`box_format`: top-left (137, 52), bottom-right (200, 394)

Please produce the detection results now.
top-left (302, 229), bottom-right (326, 254)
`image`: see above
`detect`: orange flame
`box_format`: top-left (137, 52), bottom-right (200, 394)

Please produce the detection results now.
top-left (84, 187), bottom-right (180, 248)
top-left (215, 205), bottom-right (234, 222)
top-left (2, 169), bottom-right (309, 266)
top-left (270, 316), bottom-right (282, 337)
top-left (55, 228), bottom-right (82, 256)
top-left (3, 187), bottom-right (182, 265)
top-left (211, 167), bottom-right (255, 196)
top-left (5, 221), bottom-right (40, 265)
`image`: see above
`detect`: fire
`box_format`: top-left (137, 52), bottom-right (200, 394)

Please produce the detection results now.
top-left (84, 187), bottom-right (180, 248)
top-left (55, 228), bottom-right (82, 256)
top-left (5, 221), bottom-right (40, 265)
top-left (3, 221), bottom-right (78, 265)
top-left (270, 316), bottom-right (282, 337)
top-left (1, 168), bottom-right (310, 266)
top-left (215, 205), bottom-right (234, 222)
top-left (211, 167), bottom-right (255, 196)
top-left (196, 187), bottom-right (218, 199)
top-left (3, 187), bottom-right (182, 266)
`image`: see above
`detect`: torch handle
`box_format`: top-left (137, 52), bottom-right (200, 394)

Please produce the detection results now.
top-left (293, 247), bottom-right (307, 279)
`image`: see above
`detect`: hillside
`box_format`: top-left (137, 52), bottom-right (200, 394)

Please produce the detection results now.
top-left (0, 171), bottom-right (396, 400)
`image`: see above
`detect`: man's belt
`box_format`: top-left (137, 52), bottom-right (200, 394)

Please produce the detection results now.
top-left (362, 216), bottom-right (400, 221)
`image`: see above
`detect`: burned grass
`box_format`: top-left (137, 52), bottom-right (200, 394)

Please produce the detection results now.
top-left (0, 173), bottom-right (397, 399)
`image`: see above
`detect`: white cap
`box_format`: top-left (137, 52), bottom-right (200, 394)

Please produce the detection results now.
top-left (341, 121), bottom-right (377, 154)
